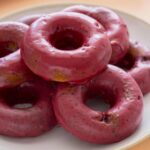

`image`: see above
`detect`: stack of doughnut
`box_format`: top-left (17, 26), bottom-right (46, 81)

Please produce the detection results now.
top-left (0, 5), bottom-right (148, 144)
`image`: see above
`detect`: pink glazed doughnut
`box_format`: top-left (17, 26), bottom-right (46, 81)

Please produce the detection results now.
top-left (0, 78), bottom-right (57, 137)
top-left (64, 5), bottom-right (130, 64)
top-left (53, 65), bottom-right (143, 144)
top-left (21, 12), bottom-right (112, 82)
top-left (116, 41), bottom-right (150, 95)
top-left (0, 22), bottom-right (32, 88)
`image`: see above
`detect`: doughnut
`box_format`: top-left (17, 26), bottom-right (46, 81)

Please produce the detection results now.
top-left (64, 5), bottom-right (130, 64)
top-left (18, 14), bottom-right (44, 25)
top-left (53, 65), bottom-right (143, 144)
top-left (116, 41), bottom-right (150, 95)
top-left (0, 51), bottom-right (35, 88)
top-left (0, 78), bottom-right (57, 137)
top-left (21, 12), bottom-right (112, 82)
top-left (0, 22), bottom-right (32, 88)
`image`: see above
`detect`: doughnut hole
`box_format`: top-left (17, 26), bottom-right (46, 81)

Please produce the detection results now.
top-left (140, 56), bottom-right (150, 64)
top-left (85, 86), bottom-right (117, 124)
top-left (85, 86), bottom-right (116, 112)
top-left (0, 41), bottom-right (18, 58)
top-left (116, 51), bottom-right (137, 71)
top-left (86, 95), bottom-right (110, 112)
top-left (2, 82), bottom-right (38, 109)
top-left (50, 28), bottom-right (84, 50)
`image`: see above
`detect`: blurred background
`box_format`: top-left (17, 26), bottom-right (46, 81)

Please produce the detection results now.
top-left (0, 0), bottom-right (150, 23)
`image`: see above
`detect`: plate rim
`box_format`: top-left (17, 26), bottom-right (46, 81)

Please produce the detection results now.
top-left (0, 2), bottom-right (150, 26)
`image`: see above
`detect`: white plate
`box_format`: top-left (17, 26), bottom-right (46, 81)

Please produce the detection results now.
top-left (0, 4), bottom-right (150, 150)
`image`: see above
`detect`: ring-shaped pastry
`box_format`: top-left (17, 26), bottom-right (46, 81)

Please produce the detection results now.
top-left (64, 5), bottom-right (130, 64)
top-left (0, 22), bottom-right (31, 88)
top-left (116, 41), bottom-right (150, 95)
top-left (21, 12), bottom-right (112, 82)
top-left (0, 78), bottom-right (56, 137)
top-left (53, 65), bottom-right (143, 144)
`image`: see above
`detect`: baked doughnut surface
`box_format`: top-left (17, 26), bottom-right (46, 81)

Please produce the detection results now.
top-left (53, 65), bottom-right (143, 144)
top-left (0, 22), bottom-right (31, 88)
top-left (116, 41), bottom-right (150, 95)
top-left (0, 78), bottom-right (56, 137)
top-left (64, 5), bottom-right (130, 64)
top-left (21, 12), bottom-right (112, 82)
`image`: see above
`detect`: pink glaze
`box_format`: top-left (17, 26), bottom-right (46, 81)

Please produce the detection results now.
top-left (116, 41), bottom-right (150, 95)
top-left (18, 14), bottom-right (44, 25)
top-left (64, 5), bottom-right (130, 64)
top-left (53, 65), bottom-right (143, 144)
top-left (0, 78), bottom-right (57, 137)
top-left (0, 51), bottom-right (35, 88)
top-left (0, 22), bottom-right (33, 88)
top-left (21, 12), bottom-right (112, 82)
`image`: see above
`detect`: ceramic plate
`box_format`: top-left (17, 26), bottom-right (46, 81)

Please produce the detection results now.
top-left (0, 4), bottom-right (150, 150)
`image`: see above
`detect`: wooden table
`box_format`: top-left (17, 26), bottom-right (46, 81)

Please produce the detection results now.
top-left (0, 0), bottom-right (150, 150)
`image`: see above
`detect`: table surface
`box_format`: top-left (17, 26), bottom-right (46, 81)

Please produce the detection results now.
top-left (0, 0), bottom-right (150, 150)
